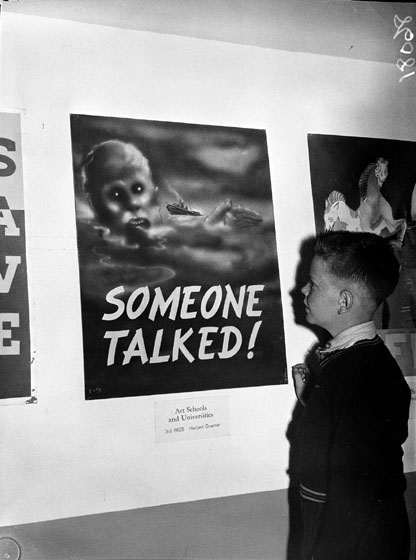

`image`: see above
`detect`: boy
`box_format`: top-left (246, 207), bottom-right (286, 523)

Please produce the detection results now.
top-left (293, 231), bottom-right (411, 560)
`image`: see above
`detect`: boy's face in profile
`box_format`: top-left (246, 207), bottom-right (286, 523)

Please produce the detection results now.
top-left (91, 160), bottom-right (160, 238)
top-left (301, 256), bottom-right (342, 334)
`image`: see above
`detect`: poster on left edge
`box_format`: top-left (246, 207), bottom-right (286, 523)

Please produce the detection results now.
top-left (0, 111), bottom-right (33, 401)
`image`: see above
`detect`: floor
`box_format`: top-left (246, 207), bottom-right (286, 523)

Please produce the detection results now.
top-left (0, 474), bottom-right (414, 560)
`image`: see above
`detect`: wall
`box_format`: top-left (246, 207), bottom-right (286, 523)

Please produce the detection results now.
top-left (0, 12), bottom-right (415, 527)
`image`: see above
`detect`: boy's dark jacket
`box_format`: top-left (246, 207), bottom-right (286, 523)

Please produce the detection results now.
top-left (299, 336), bottom-right (411, 556)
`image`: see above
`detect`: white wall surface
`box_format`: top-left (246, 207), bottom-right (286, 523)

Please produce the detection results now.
top-left (1, 13), bottom-right (415, 526)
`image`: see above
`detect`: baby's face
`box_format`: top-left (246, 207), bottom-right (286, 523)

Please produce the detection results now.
top-left (92, 163), bottom-right (159, 236)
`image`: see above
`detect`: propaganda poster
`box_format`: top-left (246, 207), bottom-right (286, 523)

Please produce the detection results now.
top-left (71, 114), bottom-right (287, 400)
top-left (0, 111), bottom-right (32, 401)
top-left (308, 133), bottom-right (416, 377)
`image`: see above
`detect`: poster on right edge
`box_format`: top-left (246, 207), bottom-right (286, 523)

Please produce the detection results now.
top-left (308, 133), bottom-right (416, 377)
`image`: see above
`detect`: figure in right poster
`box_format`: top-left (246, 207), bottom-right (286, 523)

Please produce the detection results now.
top-left (308, 133), bottom-right (416, 377)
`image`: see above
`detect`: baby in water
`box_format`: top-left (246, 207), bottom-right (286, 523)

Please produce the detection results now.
top-left (82, 139), bottom-right (262, 247)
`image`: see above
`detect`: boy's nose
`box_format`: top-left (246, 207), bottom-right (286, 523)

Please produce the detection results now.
top-left (301, 284), bottom-right (309, 296)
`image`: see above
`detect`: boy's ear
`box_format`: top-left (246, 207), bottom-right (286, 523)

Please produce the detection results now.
top-left (338, 290), bottom-right (353, 314)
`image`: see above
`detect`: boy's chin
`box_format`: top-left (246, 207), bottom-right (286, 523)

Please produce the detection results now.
top-left (304, 309), bottom-right (313, 322)
top-left (305, 313), bottom-right (319, 327)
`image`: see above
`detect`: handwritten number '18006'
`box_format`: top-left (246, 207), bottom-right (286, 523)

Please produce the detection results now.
top-left (394, 14), bottom-right (415, 83)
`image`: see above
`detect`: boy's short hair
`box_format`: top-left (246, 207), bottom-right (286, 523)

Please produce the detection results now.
top-left (315, 231), bottom-right (400, 306)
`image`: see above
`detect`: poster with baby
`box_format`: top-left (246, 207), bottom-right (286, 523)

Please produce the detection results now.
top-left (70, 114), bottom-right (286, 399)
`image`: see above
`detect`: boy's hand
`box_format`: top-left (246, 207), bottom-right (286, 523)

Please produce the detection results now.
top-left (292, 363), bottom-right (311, 405)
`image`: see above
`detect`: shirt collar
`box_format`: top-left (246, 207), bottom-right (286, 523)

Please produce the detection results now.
top-left (318, 321), bottom-right (377, 355)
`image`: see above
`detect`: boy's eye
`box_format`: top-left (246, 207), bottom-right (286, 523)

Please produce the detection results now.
top-left (132, 183), bottom-right (144, 194)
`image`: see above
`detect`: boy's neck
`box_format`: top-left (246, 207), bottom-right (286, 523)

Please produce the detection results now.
top-left (319, 320), bottom-right (376, 355)
top-left (327, 314), bottom-right (374, 338)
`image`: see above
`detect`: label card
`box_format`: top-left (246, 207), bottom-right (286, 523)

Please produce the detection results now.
top-left (155, 395), bottom-right (230, 443)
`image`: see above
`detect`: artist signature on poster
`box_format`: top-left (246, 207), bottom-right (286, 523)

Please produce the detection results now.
top-left (394, 14), bottom-right (415, 83)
